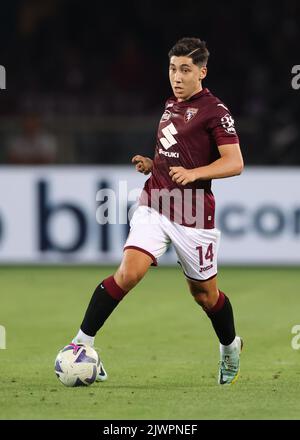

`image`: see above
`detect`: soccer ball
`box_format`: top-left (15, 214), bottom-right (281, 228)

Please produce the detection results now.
top-left (54, 343), bottom-right (100, 387)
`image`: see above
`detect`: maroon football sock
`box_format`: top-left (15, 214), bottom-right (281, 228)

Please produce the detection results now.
top-left (205, 290), bottom-right (236, 346)
top-left (80, 276), bottom-right (127, 337)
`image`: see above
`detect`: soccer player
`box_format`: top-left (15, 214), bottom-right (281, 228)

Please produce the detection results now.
top-left (71, 37), bottom-right (244, 385)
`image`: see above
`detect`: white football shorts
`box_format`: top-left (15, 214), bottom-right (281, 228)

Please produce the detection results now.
top-left (124, 206), bottom-right (221, 281)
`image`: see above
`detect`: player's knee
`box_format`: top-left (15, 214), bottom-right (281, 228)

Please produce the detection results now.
top-left (188, 279), bottom-right (219, 310)
top-left (189, 283), bottom-right (210, 297)
top-left (193, 293), bottom-right (209, 309)
top-left (115, 268), bottom-right (143, 291)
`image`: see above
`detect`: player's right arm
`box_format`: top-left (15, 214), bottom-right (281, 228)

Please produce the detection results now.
top-left (131, 155), bottom-right (153, 175)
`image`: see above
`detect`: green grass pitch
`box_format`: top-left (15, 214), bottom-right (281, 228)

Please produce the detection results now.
top-left (1, 266), bottom-right (300, 420)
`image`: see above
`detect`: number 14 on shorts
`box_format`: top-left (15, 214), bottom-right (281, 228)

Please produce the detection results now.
top-left (196, 243), bottom-right (214, 271)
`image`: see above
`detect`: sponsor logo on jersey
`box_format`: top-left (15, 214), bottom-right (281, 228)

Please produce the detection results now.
top-left (221, 113), bottom-right (236, 134)
top-left (159, 122), bottom-right (178, 150)
top-left (158, 148), bottom-right (179, 158)
top-left (160, 109), bottom-right (172, 122)
top-left (184, 107), bottom-right (198, 123)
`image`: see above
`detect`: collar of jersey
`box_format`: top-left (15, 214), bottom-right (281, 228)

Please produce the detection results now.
top-left (170, 87), bottom-right (210, 105)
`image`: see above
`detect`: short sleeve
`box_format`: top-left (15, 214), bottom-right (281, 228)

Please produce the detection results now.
top-left (206, 103), bottom-right (239, 146)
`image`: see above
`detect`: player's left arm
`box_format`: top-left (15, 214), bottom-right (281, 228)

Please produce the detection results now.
top-left (169, 144), bottom-right (243, 185)
top-left (170, 105), bottom-right (244, 185)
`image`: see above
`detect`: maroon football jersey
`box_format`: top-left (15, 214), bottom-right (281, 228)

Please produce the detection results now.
top-left (139, 88), bottom-right (239, 229)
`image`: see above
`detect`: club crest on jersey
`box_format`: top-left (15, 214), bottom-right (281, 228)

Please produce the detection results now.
top-left (184, 107), bottom-right (198, 123)
top-left (160, 110), bottom-right (172, 122)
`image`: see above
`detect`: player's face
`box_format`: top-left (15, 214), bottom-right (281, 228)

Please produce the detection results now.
top-left (169, 56), bottom-right (207, 101)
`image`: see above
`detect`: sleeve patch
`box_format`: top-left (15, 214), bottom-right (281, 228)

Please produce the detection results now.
top-left (220, 113), bottom-right (236, 134)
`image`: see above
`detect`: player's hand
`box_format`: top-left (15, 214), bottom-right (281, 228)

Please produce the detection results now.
top-left (169, 166), bottom-right (197, 185)
top-left (132, 155), bottom-right (153, 175)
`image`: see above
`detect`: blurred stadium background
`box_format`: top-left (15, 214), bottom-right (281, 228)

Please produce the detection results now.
top-left (1, 0), bottom-right (300, 420)
top-left (0, 0), bottom-right (299, 265)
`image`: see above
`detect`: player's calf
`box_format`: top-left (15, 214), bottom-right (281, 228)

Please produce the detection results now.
top-left (114, 248), bottom-right (153, 291)
top-left (72, 249), bottom-right (153, 381)
top-left (187, 281), bottom-right (241, 383)
top-left (187, 277), bottom-right (219, 312)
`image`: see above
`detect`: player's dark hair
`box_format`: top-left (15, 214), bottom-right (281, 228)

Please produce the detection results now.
top-left (168, 37), bottom-right (209, 66)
